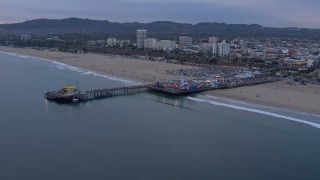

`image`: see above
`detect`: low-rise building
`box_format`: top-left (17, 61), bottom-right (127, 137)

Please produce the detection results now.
top-left (21, 34), bottom-right (31, 41)
top-left (179, 36), bottom-right (192, 49)
top-left (154, 40), bottom-right (176, 51)
top-left (107, 38), bottom-right (117, 46)
top-left (144, 38), bottom-right (157, 49)
top-left (199, 43), bottom-right (213, 53)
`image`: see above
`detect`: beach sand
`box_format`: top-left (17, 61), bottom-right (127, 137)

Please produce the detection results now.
top-left (1, 46), bottom-right (319, 115)
top-left (206, 81), bottom-right (320, 115)
top-left (0, 46), bottom-right (190, 83)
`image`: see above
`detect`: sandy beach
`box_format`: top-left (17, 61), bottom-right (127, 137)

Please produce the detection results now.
top-left (1, 46), bottom-right (319, 115)
top-left (206, 81), bottom-right (320, 115)
top-left (0, 46), bottom-right (190, 83)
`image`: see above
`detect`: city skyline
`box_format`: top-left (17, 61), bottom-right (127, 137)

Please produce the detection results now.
top-left (0, 0), bottom-right (319, 29)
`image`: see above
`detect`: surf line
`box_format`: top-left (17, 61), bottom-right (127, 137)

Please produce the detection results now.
top-left (187, 96), bottom-right (320, 129)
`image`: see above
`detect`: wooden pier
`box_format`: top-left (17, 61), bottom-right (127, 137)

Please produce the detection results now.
top-left (148, 86), bottom-right (216, 95)
top-left (45, 84), bottom-right (152, 103)
top-left (45, 79), bottom-right (279, 104)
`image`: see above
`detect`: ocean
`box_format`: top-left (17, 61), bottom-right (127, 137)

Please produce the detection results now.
top-left (1, 51), bottom-right (320, 180)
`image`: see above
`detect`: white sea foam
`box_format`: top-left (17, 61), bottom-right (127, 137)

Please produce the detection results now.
top-left (48, 60), bottom-right (140, 85)
top-left (0, 51), bottom-right (21, 56)
top-left (19, 55), bottom-right (29, 58)
top-left (203, 95), bottom-right (320, 119)
top-left (0, 51), bottom-right (141, 85)
top-left (0, 51), bottom-right (39, 60)
top-left (187, 96), bottom-right (320, 129)
top-left (82, 71), bottom-right (94, 75)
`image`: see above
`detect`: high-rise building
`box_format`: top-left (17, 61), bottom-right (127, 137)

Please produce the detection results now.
top-left (179, 36), bottom-right (192, 49)
top-left (136, 29), bottom-right (147, 48)
top-left (212, 43), bottom-right (218, 57)
top-left (217, 40), bottom-right (230, 58)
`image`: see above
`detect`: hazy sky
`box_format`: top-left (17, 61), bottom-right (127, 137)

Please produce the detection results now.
top-left (0, 0), bottom-right (319, 28)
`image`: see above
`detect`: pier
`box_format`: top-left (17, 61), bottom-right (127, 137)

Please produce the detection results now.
top-left (45, 79), bottom-right (279, 104)
top-left (45, 84), bottom-right (151, 103)
top-left (148, 86), bottom-right (218, 95)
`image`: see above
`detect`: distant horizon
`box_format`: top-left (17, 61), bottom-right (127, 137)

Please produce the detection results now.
top-left (1, 17), bottom-right (319, 30)
top-left (0, 0), bottom-right (319, 29)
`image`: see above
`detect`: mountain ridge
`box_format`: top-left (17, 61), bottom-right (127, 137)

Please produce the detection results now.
top-left (0, 18), bottom-right (319, 40)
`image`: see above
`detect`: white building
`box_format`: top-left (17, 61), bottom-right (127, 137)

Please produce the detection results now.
top-left (136, 29), bottom-right (147, 48)
top-left (154, 40), bottom-right (176, 51)
top-left (143, 38), bottom-right (177, 51)
top-left (179, 36), bottom-right (192, 49)
top-left (281, 49), bottom-right (289, 54)
top-left (107, 38), bottom-right (117, 46)
top-left (212, 43), bottom-right (218, 57)
top-left (144, 38), bottom-right (157, 49)
top-left (21, 34), bottom-right (31, 41)
top-left (118, 40), bottom-right (130, 47)
top-left (307, 59), bottom-right (315, 67)
top-left (217, 40), bottom-right (230, 57)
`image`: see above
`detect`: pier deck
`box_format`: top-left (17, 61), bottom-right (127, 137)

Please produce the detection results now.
top-left (148, 86), bottom-right (219, 95)
top-left (45, 84), bottom-right (152, 103)
top-left (44, 79), bottom-right (278, 104)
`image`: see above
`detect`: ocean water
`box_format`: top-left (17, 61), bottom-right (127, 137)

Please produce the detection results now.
top-left (0, 51), bottom-right (320, 180)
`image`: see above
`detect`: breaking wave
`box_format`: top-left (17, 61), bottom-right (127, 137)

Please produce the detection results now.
top-left (187, 96), bottom-right (320, 129)
top-left (0, 51), bottom-right (140, 85)
top-left (49, 61), bottom-right (140, 85)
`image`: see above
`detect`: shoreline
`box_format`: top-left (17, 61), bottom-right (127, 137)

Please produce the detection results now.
top-left (205, 93), bottom-right (320, 116)
top-left (0, 46), bottom-right (191, 84)
top-left (1, 46), bottom-right (319, 115)
top-left (205, 81), bottom-right (320, 115)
